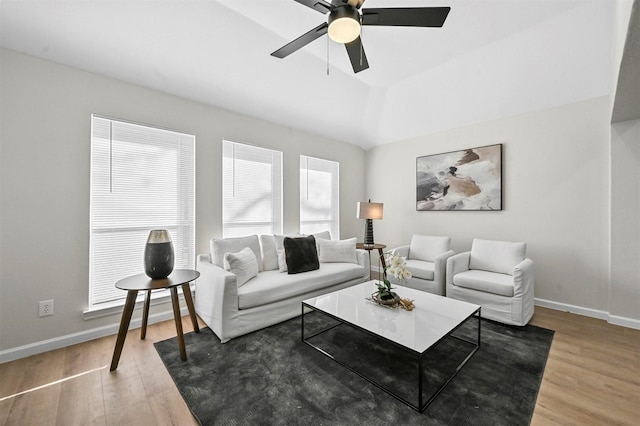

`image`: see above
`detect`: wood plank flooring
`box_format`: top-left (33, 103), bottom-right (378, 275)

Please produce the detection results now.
top-left (1, 307), bottom-right (638, 425)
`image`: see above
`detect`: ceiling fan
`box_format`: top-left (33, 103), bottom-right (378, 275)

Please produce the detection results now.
top-left (271, 0), bottom-right (451, 73)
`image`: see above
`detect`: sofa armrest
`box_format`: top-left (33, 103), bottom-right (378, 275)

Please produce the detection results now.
top-left (390, 245), bottom-right (410, 258)
top-left (195, 253), bottom-right (240, 342)
top-left (512, 258), bottom-right (534, 297)
top-left (446, 251), bottom-right (471, 288)
top-left (355, 249), bottom-right (370, 271)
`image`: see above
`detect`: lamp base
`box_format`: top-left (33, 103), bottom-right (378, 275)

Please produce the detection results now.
top-left (364, 219), bottom-right (374, 245)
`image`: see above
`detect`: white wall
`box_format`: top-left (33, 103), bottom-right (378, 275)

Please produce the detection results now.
top-left (610, 119), bottom-right (640, 322)
top-left (366, 97), bottom-right (621, 318)
top-left (0, 48), bottom-right (366, 355)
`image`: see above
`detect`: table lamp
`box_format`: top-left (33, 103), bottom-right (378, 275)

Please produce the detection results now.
top-left (357, 200), bottom-right (383, 245)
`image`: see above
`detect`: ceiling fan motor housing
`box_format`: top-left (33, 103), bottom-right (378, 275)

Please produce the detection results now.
top-left (328, 5), bottom-right (361, 43)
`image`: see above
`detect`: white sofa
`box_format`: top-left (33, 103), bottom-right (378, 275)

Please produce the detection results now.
top-left (389, 235), bottom-right (455, 295)
top-left (446, 238), bottom-right (534, 326)
top-left (195, 234), bottom-right (369, 343)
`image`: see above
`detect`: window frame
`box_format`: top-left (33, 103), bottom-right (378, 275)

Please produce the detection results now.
top-left (222, 140), bottom-right (283, 238)
top-left (299, 155), bottom-right (340, 239)
top-left (87, 115), bottom-right (195, 313)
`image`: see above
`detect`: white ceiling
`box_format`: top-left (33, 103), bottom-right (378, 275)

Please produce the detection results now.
top-left (0, 0), bottom-right (615, 150)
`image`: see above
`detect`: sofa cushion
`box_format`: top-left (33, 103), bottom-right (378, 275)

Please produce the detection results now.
top-left (237, 263), bottom-right (365, 309)
top-left (311, 230), bottom-right (331, 241)
top-left (317, 237), bottom-right (357, 264)
top-left (284, 235), bottom-right (320, 274)
top-left (452, 270), bottom-right (514, 297)
top-left (274, 234), bottom-right (299, 273)
top-left (409, 235), bottom-right (451, 262)
top-left (469, 239), bottom-right (526, 275)
top-left (405, 259), bottom-right (435, 281)
top-left (260, 235), bottom-right (279, 271)
top-left (211, 235), bottom-right (263, 272)
top-left (223, 247), bottom-right (259, 287)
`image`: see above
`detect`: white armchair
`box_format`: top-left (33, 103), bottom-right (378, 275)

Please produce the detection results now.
top-left (446, 238), bottom-right (534, 326)
top-left (389, 235), bottom-right (455, 295)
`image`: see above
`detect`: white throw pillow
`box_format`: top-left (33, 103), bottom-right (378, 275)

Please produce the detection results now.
top-left (211, 235), bottom-right (263, 271)
top-left (469, 239), bottom-right (526, 275)
top-left (223, 247), bottom-right (259, 287)
top-left (317, 237), bottom-right (357, 263)
top-left (260, 235), bottom-right (279, 271)
top-left (409, 235), bottom-right (451, 263)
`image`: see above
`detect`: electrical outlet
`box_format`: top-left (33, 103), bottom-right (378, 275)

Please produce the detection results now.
top-left (39, 300), bottom-right (54, 317)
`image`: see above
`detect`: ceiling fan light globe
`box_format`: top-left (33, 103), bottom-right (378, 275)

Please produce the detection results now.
top-left (328, 6), bottom-right (361, 44)
top-left (328, 17), bottom-right (360, 43)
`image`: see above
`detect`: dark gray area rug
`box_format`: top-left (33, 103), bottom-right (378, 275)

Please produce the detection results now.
top-left (155, 312), bottom-right (553, 426)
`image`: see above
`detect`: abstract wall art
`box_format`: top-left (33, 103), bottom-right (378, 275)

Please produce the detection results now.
top-left (416, 144), bottom-right (502, 211)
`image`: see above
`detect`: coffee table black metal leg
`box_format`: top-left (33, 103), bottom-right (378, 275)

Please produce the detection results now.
top-left (110, 290), bottom-right (138, 371)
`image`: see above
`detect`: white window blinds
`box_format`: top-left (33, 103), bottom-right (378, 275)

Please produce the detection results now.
top-left (89, 116), bottom-right (195, 308)
top-left (300, 155), bottom-right (340, 238)
top-left (223, 141), bottom-right (283, 238)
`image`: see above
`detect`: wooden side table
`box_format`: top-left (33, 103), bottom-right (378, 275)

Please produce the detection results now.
top-left (110, 269), bottom-right (200, 371)
top-left (356, 243), bottom-right (387, 279)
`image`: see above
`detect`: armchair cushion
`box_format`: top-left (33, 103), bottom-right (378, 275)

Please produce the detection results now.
top-left (405, 259), bottom-right (435, 281)
top-left (452, 270), bottom-right (514, 297)
top-left (469, 239), bottom-right (526, 275)
top-left (409, 235), bottom-right (451, 262)
top-left (211, 235), bottom-right (263, 272)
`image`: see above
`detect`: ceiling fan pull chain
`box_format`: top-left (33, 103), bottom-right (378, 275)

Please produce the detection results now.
top-left (326, 34), bottom-right (330, 76)
top-left (360, 27), bottom-right (363, 66)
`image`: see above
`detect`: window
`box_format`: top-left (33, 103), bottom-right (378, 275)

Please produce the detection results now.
top-left (300, 155), bottom-right (340, 238)
top-left (89, 116), bottom-right (195, 309)
top-left (223, 141), bottom-right (282, 237)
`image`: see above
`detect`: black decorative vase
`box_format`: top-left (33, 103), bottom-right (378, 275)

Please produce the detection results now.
top-left (144, 230), bottom-right (174, 279)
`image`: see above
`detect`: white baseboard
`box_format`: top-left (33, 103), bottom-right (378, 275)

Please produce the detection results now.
top-left (607, 313), bottom-right (640, 330)
top-left (374, 265), bottom-right (640, 330)
top-left (0, 306), bottom-right (189, 364)
top-left (534, 298), bottom-right (640, 329)
top-left (3, 293), bottom-right (638, 364)
top-left (534, 298), bottom-right (609, 320)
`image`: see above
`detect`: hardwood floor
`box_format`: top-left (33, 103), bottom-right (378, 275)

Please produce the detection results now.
top-left (1, 307), bottom-right (638, 425)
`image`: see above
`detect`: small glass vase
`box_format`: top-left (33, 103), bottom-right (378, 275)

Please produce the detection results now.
top-left (372, 291), bottom-right (400, 306)
top-left (144, 229), bottom-right (175, 279)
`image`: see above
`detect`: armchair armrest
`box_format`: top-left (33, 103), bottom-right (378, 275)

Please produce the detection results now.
top-left (512, 258), bottom-right (534, 297)
top-left (433, 249), bottom-right (455, 288)
top-left (446, 251), bottom-right (471, 288)
top-left (390, 245), bottom-right (410, 258)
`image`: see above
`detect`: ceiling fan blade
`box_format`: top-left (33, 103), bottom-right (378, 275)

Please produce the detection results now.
top-left (293, 0), bottom-right (333, 14)
top-left (345, 36), bottom-right (369, 73)
top-left (362, 7), bottom-right (451, 27)
top-left (271, 23), bottom-right (329, 58)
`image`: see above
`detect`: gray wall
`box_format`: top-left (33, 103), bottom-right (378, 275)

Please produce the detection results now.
top-left (365, 96), bottom-right (638, 323)
top-left (0, 48), bottom-right (366, 354)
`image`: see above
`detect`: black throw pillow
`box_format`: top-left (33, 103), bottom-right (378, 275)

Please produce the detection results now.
top-left (284, 235), bottom-right (320, 274)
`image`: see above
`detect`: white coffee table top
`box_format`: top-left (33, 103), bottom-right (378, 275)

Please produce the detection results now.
top-left (303, 281), bottom-right (480, 353)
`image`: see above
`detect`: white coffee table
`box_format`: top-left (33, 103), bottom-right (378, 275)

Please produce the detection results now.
top-left (302, 280), bottom-right (481, 412)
